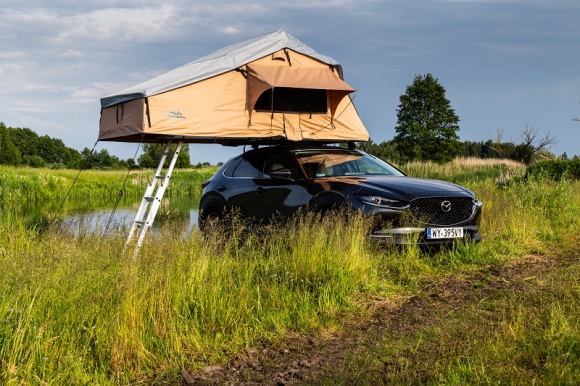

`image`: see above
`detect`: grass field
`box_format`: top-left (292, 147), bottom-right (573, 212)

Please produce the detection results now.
top-left (1, 158), bottom-right (579, 384)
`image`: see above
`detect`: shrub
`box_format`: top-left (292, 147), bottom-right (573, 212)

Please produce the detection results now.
top-left (525, 159), bottom-right (580, 181)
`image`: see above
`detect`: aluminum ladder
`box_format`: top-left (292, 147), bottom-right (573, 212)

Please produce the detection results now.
top-left (125, 138), bottom-right (183, 257)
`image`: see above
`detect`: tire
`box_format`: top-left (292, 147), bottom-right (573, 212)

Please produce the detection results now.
top-left (311, 194), bottom-right (348, 220)
top-left (198, 208), bottom-right (223, 232)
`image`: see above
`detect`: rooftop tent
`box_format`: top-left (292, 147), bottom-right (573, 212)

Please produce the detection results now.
top-left (99, 30), bottom-right (369, 145)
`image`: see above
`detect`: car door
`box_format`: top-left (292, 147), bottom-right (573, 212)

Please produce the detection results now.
top-left (221, 154), bottom-right (263, 219)
top-left (252, 150), bottom-right (306, 222)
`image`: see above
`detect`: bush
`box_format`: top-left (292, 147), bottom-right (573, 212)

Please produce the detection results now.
top-left (23, 154), bottom-right (47, 168)
top-left (525, 159), bottom-right (580, 181)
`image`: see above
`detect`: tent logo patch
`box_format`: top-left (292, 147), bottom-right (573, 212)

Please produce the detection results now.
top-left (167, 110), bottom-right (187, 119)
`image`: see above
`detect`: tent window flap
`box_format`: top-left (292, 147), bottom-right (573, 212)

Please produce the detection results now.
top-left (246, 64), bottom-right (355, 116)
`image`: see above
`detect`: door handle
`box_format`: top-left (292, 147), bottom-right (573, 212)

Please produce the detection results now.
top-left (217, 185), bottom-right (227, 192)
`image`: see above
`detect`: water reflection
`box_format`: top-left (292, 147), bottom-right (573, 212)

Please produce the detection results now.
top-left (1, 196), bottom-right (200, 236)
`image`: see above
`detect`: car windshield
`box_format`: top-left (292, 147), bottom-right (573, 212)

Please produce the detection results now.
top-left (294, 149), bottom-right (405, 178)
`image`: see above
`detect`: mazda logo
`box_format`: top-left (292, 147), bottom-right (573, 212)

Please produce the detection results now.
top-left (441, 200), bottom-right (452, 213)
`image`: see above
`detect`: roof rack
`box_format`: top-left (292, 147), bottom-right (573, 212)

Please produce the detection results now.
top-left (243, 139), bottom-right (359, 150)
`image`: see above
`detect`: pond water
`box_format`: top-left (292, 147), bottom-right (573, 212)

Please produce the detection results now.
top-left (2, 196), bottom-right (200, 236)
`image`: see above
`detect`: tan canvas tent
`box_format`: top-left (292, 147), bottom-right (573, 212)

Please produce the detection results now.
top-left (99, 30), bottom-right (369, 145)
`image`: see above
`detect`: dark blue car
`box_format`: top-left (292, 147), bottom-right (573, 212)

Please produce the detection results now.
top-left (199, 145), bottom-right (482, 246)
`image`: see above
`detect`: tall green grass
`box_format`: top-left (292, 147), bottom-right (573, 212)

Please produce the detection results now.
top-left (1, 159), bottom-right (579, 384)
top-left (401, 157), bottom-right (526, 187)
top-left (0, 212), bottom-right (384, 384)
top-left (447, 260), bottom-right (580, 385)
top-left (0, 166), bottom-right (215, 202)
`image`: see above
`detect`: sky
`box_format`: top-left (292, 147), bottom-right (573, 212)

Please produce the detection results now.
top-left (1, 0), bottom-right (579, 165)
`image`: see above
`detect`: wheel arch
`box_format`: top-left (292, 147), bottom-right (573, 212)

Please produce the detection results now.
top-left (309, 192), bottom-right (347, 213)
top-left (199, 194), bottom-right (227, 217)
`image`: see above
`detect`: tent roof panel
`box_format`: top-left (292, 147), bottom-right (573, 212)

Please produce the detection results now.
top-left (100, 30), bottom-right (340, 108)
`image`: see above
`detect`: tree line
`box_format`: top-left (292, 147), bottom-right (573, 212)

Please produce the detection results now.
top-left (0, 122), bottom-right (193, 169)
top-left (360, 136), bottom-right (572, 166)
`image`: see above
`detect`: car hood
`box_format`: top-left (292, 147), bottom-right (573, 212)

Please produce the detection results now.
top-left (351, 176), bottom-right (474, 200)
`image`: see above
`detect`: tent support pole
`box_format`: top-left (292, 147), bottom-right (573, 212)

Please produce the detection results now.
top-left (145, 97), bottom-right (152, 127)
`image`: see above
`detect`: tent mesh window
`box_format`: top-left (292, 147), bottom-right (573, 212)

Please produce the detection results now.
top-left (254, 88), bottom-right (327, 114)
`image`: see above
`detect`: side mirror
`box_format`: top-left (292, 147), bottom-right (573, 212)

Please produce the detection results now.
top-left (269, 168), bottom-right (292, 179)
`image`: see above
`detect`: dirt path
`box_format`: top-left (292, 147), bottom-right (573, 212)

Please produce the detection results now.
top-left (182, 253), bottom-right (577, 385)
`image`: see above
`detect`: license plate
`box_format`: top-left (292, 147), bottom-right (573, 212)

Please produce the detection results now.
top-left (427, 227), bottom-right (464, 239)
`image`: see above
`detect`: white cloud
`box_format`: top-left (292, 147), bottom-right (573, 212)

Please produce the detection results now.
top-left (0, 51), bottom-right (27, 59)
top-left (61, 49), bottom-right (84, 58)
top-left (54, 5), bottom-right (183, 43)
top-left (64, 87), bottom-right (103, 104)
top-left (1, 99), bottom-right (48, 114)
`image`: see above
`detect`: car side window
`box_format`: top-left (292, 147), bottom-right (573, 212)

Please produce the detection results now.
top-left (226, 156), bottom-right (262, 178)
top-left (223, 159), bottom-right (241, 177)
top-left (264, 153), bottom-right (299, 179)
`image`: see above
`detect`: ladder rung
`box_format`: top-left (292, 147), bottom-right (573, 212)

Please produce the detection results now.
top-left (144, 196), bottom-right (155, 202)
top-left (164, 151), bottom-right (176, 155)
top-left (155, 175), bottom-right (166, 179)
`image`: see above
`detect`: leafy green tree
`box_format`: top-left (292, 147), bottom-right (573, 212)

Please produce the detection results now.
top-left (22, 155), bottom-right (47, 167)
top-left (393, 74), bottom-right (461, 163)
top-left (9, 127), bottom-right (40, 161)
top-left (1, 124), bottom-right (83, 168)
top-left (461, 140), bottom-right (500, 159)
top-left (138, 143), bottom-right (191, 168)
top-left (79, 148), bottom-right (130, 170)
top-left (138, 152), bottom-right (155, 168)
top-left (0, 123), bottom-right (22, 165)
top-left (358, 139), bottom-right (403, 164)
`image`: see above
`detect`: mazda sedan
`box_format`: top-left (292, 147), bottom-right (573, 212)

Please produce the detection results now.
top-left (199, 145), bottom-right (482, 246)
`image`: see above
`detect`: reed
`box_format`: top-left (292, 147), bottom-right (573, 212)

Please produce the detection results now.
top-left (400, 157), bottom-right (526, 187)
top-left (0, 166), bottom-right (215, 202)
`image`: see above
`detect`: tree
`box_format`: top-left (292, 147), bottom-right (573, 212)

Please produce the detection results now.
top-left (138, 143), bottom-right (191, 168)
top-left (0, 123), bottom-right (21, 166)
top-left (1, 124), bottom-right (83, 168)
top-left (489, 125), bottom-right (557, 165)
top-left (79, 148), bottom-right (131, 170)
top-left (358, 139), bottom-right (403, 164)
top-left (393, 74), bottom-right (461, 163)
top-left (460, 140), bottom-right (500, 159)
